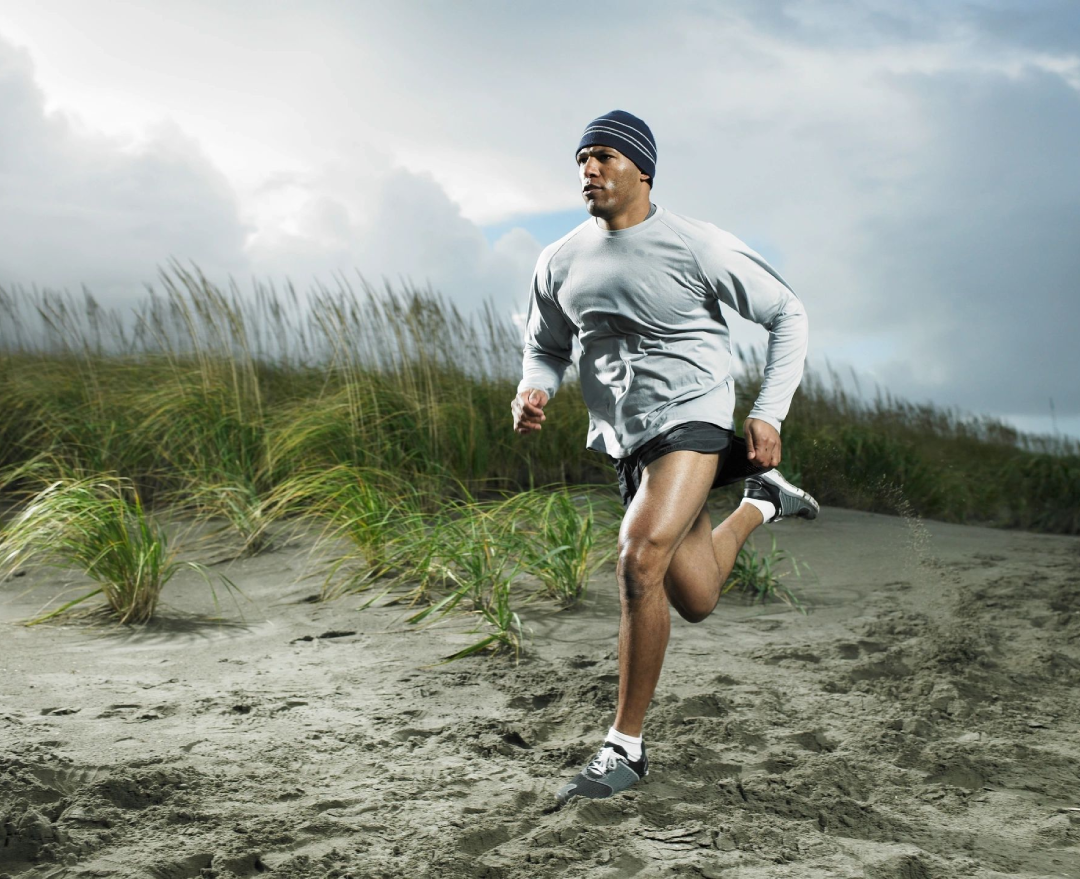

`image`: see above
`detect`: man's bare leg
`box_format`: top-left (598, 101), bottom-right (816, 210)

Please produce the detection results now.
top-left (611, 451), bottom-right (727, 737)
top-left (663, 502), bottom-right (763, 623)
top-left (556, 454), bottom-right (816, 804)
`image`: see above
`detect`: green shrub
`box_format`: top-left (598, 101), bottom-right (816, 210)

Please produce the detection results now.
top-left (0, 475), bottom-right (229, 624)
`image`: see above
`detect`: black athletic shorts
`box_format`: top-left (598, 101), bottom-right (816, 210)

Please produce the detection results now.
top-left (610, 421), bottom-right (770, 509)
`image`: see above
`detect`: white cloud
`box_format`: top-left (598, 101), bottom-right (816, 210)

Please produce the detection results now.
top-left (1, 1), bottom-right (1078, 432)
top-left (0, 33), bottom-right (542, 316)
top-left (0, 39), bottom-right (249, 301)
top-left (243, 158), bottom-right (542, 315)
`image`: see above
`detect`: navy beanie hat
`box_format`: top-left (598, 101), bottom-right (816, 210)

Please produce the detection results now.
top-left (577, 110), bottom-right (657, 183)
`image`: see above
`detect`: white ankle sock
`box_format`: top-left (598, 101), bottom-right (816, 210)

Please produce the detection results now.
top-left (740, 496), bottom-right (775, 523)
top-left (606, 726), bottom-right (643, 762)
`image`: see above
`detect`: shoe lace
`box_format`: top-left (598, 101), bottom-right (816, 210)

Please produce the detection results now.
top-left (586, 746), bottom-right (622, 777)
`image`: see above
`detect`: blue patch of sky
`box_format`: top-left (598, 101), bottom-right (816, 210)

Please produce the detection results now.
top-left (481, 208), bottom-right (588, 247)
top-left (823, 334), bottom-right (899, 370)
top-left (740, 234), bottom-right (784, 272)
top-left (1006, 413), bottom-right (1080, 445)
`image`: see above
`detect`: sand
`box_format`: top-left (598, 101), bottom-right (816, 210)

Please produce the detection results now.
top-left (2, 506), bottom-right (1080, 878)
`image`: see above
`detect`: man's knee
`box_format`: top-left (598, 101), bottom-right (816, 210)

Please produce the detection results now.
top-left (617, 535), bottom-right (671, 603)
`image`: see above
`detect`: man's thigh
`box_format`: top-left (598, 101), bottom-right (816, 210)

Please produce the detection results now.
top-left (620, 451), bottom-right (719, 555)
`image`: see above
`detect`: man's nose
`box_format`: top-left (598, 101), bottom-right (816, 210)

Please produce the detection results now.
top-left (581, 157), bottom-right (600, 178)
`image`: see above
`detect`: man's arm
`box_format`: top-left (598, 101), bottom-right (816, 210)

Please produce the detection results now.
top-left (514, 259), bottom-right (575, 435)
top-left (698, 230), bottom-right (809, 466)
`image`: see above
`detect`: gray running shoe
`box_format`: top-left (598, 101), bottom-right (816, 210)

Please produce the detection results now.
top-left (744, 469), bottom-right (819, 523)
top-left (555, 742), bottom-right (648, 806)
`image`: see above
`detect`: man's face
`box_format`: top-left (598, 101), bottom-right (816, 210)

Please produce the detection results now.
top-left (577, 144), bottom-right (649, 218)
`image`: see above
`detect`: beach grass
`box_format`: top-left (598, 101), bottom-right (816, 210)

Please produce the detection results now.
top-left (273, 464), bottom-right (430, 598)
top-left (723, 532), bottom-right (807, 611)
top-left (2, 269), bottom-right (1078, 635)
top-left (0, 473), bottom-right (230, 624)
top-left (2, 271), bottom-right (1075, 538)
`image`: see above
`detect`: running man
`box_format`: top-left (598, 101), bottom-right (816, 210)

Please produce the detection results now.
top-left (511, 110), bottom-right (819, 805)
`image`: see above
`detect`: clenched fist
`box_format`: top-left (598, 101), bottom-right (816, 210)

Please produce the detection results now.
top-left (744, 417), bottom-right (781, 468)
top-left (512, 388), bottom-right (549, 435)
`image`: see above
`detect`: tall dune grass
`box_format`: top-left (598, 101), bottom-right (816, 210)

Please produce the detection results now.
top-left (751, 354), bottom-right (1080, 533)
top-left (4, 269), bottom-right (1077, 641)
top-left (1, 268), bottom-right (1077, 539)
top-left (0, 269), bottom-right (604, 506)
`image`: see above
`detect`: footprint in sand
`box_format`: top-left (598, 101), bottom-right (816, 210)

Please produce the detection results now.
top-left (508, 692), bottom-right (558, 711)
top-left (669, 693), bottom-right (729, 723)
top-left (785, 729), bottom-right (837, 753)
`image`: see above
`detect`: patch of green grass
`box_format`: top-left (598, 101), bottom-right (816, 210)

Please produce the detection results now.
top-left (724, 533), bottom-right (807, 612)
top-left (272, 465), bottom-right (424, 598)
top-left (388, 485), bottom-right (624, 661)
top-left (0, 475), bottom-right (231, 624)
top-left (504, 487), bottom-right (618, 608)
top-left (181, 479), bottom-right (277, 557)
top-left (404, 499), bottom-right (532, 661)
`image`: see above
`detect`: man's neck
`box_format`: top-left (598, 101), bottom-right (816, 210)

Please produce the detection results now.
top-left (596, 198), bottom-right (655, 232)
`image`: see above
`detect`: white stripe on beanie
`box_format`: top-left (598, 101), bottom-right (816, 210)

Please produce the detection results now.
top-left (582, 121), bottom-right (657, 162)
top-left (577, 110), bottom-right (658, 181)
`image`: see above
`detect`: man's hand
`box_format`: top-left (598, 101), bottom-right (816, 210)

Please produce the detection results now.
top-left (744, 417), bottom-right (781, 468)
top-left (512, 388), bottom-right (549, 435)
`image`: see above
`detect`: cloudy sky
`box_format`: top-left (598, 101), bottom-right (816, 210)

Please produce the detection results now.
top-left (1, 0), bottom-right (1077, 439)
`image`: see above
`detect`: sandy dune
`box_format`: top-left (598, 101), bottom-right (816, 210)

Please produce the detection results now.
top-left (2, 507), bottom-right (1079, 878)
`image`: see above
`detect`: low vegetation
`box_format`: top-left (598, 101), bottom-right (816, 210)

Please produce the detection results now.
top-left (0, 473), bottom-right (231, 625)
top-left (1, 269), bottom-right (1076, 651)
top-left (723, 533), bottom-right (808, 612)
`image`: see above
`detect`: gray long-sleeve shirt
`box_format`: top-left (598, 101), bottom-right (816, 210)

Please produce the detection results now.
top-left (518, 205), bottom-right (808, 458)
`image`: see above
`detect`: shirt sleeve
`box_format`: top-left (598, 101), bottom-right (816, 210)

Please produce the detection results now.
top-left (518, 254), bottom-right (575, 399)
top-left (695, 229), bottom-right (809, 431)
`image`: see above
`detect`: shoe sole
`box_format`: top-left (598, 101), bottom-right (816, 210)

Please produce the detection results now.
top-left (555, 752), bottom-right (648, 806)
top-left (554, 771), bottom-right (644, 806)
top-left (760, 470), bottom-right (819, 520)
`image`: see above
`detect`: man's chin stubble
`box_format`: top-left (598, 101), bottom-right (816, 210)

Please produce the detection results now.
top-left (584, 199), bottom-right (609, 219)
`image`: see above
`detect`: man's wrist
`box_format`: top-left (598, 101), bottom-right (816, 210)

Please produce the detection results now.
top-left (746, 412), bottom-right (782, 433)
top-left (517, 381), bottom-right (554, 399)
